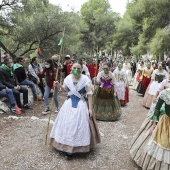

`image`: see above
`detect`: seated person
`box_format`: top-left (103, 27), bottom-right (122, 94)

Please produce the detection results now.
top-left (13, 56), bottom-right (43, 101)
top-left (0, 58), bottom-right (32, 110)
top-left (0, 81), bottom-right (21, 114)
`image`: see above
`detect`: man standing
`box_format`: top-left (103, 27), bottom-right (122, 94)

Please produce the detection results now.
top-left (131, 59), bottom-right (137, 77)
top-left (0, 58), bottom-right (32, 110)
top-left (88, 59), bottom-right (98, 81)
top-left (62, 55), bottom-right (72, 77)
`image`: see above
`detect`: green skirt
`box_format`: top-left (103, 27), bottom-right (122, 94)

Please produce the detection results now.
top-left (136, 81), bottom-right (145, 95)
top-left (93, 86), bottom-right (122, 121)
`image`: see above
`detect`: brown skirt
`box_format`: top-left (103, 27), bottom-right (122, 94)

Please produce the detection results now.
top-left (50, 115), bottom-right (101, 154)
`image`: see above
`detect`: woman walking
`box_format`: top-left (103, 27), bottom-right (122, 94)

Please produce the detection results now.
top-left (113, 62), bottom-right (129, 106)
top-left (93, 62), bottom-right (121, 121)
top-left (50, 60), bottom-right (100, 157)
top-left (132, 88), bottom-right (170, 169)
top-left (143, 63), bottom-right (168, 108)
top-left (38, 59), bottom-right (59, 114)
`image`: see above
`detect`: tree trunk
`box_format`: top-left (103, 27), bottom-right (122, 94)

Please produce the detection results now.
top-left (0, 41), bottom-right (16, 59)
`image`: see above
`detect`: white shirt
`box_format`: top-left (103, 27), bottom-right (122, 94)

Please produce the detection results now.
top-left (82, 64), bottom-right (90, 77)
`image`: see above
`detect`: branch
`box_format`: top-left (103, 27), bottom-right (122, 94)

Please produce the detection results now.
top-left (12, 41), bottom-right (24, 53)
top-left (19, 41), bottom-right (38, 56)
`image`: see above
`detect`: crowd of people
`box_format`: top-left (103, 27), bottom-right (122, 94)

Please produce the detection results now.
top-left (130, 58), bottom-right (170, 169)
top-left (1, 53), bottom-right (170, 168)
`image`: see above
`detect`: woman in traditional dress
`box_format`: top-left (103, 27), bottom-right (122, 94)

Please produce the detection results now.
top-left (93, 62), bottom-right (121, 121)
top-left (50, 60), bottom-right (100, 157)
top-left (123, 60), bottom-right (132, 85)
top-left (137, 62), bottom-right (154, 95)
top-left (130, 77), bottom-right (170, 165)
top-left (113, 62), bottom-right (129, 106)
top-left (143, 63), bottom-right (168, 108)
top-left (132, 61), bottom-right (145, 90)
top-left (132, 88), bottom-right (170, 170)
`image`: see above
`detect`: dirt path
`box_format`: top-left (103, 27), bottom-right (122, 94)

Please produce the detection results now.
top-left (0, 87), bottom-right (148, 170)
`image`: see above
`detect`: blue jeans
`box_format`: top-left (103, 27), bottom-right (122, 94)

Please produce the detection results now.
top-left (12, 87), bottom-right (28, 108)
top-left (20, 79), bottom-right (37, 97)
top-left (44, 85), bottom-right (59, 109)
top-left (91, 77), bottom-right (94, 85)
top-left (0, 89), bottom-right (15, 107)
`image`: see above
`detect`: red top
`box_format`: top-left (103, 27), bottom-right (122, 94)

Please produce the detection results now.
top-left (38, 68), bottom-right (57, 89)
top-left (88, 63), bottom-right (98, 78)
top-left (66, 62), bottom-right (72, 76)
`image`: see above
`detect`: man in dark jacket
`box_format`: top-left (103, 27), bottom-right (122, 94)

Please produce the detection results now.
top-left (131, 59), bottom-right (137, 77)
top-left (0, 58), bottom-right (32, 110)
top-left (13, 56), bottom-right (43, 101)
top-left (0, 80), bottom-right (21, 114)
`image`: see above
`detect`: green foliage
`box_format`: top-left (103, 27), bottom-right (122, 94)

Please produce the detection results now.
top-left (126, 0), bottom-right (170, 58)
top-left (80, 0), bottom-right (120, 53)
top-left (0, 0), bottom-right (170, 61)
top-left (0, 0), bottom-right (81, 59)
top-left (149, 27), bottom-right (170, 60)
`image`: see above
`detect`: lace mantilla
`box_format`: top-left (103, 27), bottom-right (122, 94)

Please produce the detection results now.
top-left (159, 89), bottom-right (170, 105)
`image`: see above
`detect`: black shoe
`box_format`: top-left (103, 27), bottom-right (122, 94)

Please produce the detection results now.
top-left (20, 109), bottom-right (25, 113)
top-left (65, 153), bottom-right (72, 159)
top-left (23, 104), bottom-right (33, 110)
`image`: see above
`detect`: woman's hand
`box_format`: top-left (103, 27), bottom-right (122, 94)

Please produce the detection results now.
top-left (89, 109), bottom-right (93, 118)
top-left (50, 89), bottom-right (54, 93)
top-left (153, 97), bottom-right (157, 103)
top-left (53, 81), bottom-right (60, 88)
top-left (114, 92), bottom-right (117, 96)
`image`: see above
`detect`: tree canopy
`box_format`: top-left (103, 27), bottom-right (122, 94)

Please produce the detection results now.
top-left (0, 0), bottom-right (170, 61)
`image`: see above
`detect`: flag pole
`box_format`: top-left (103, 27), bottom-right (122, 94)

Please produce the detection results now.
top-left (45, 27), bottom-right (66, 145)
top-left (94, 47), bottom-right (99, 90)
top-left (36, 40), bottom-right (40, 104)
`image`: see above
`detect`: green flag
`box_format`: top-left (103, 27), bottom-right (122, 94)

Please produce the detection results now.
top-left (58, 38), bottom-right (63, 46)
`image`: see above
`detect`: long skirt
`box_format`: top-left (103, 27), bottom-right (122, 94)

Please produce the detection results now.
top-left (120, 87), bottom-right (129, 106)
top-left (93, 86), bottom-right (121, 121)
top-left (143, 81), bottom-right (160, 108)
top-left (133, 72), bottom-right (140, 90)
top-left (50, 98), bottom-right (101, 153)
top-left (130, 101), bottom-right (157, 161)
top-left (137, 76), bottom-right (151, 95)
top-left (126, 69), bottom-right (133, 85)
top-left (141, 76), bottom-right (151, 91)
top-left (134, 114), bottom-right (170, 170)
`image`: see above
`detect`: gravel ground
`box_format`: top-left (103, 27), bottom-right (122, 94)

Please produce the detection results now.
top-left (0, 87), bottom-right (148, 170)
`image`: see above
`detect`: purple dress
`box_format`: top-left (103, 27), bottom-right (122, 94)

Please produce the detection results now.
top-left (94, 76), bottom-right (121, 121)
top-left (100, 77), bottom-right (113, 89)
